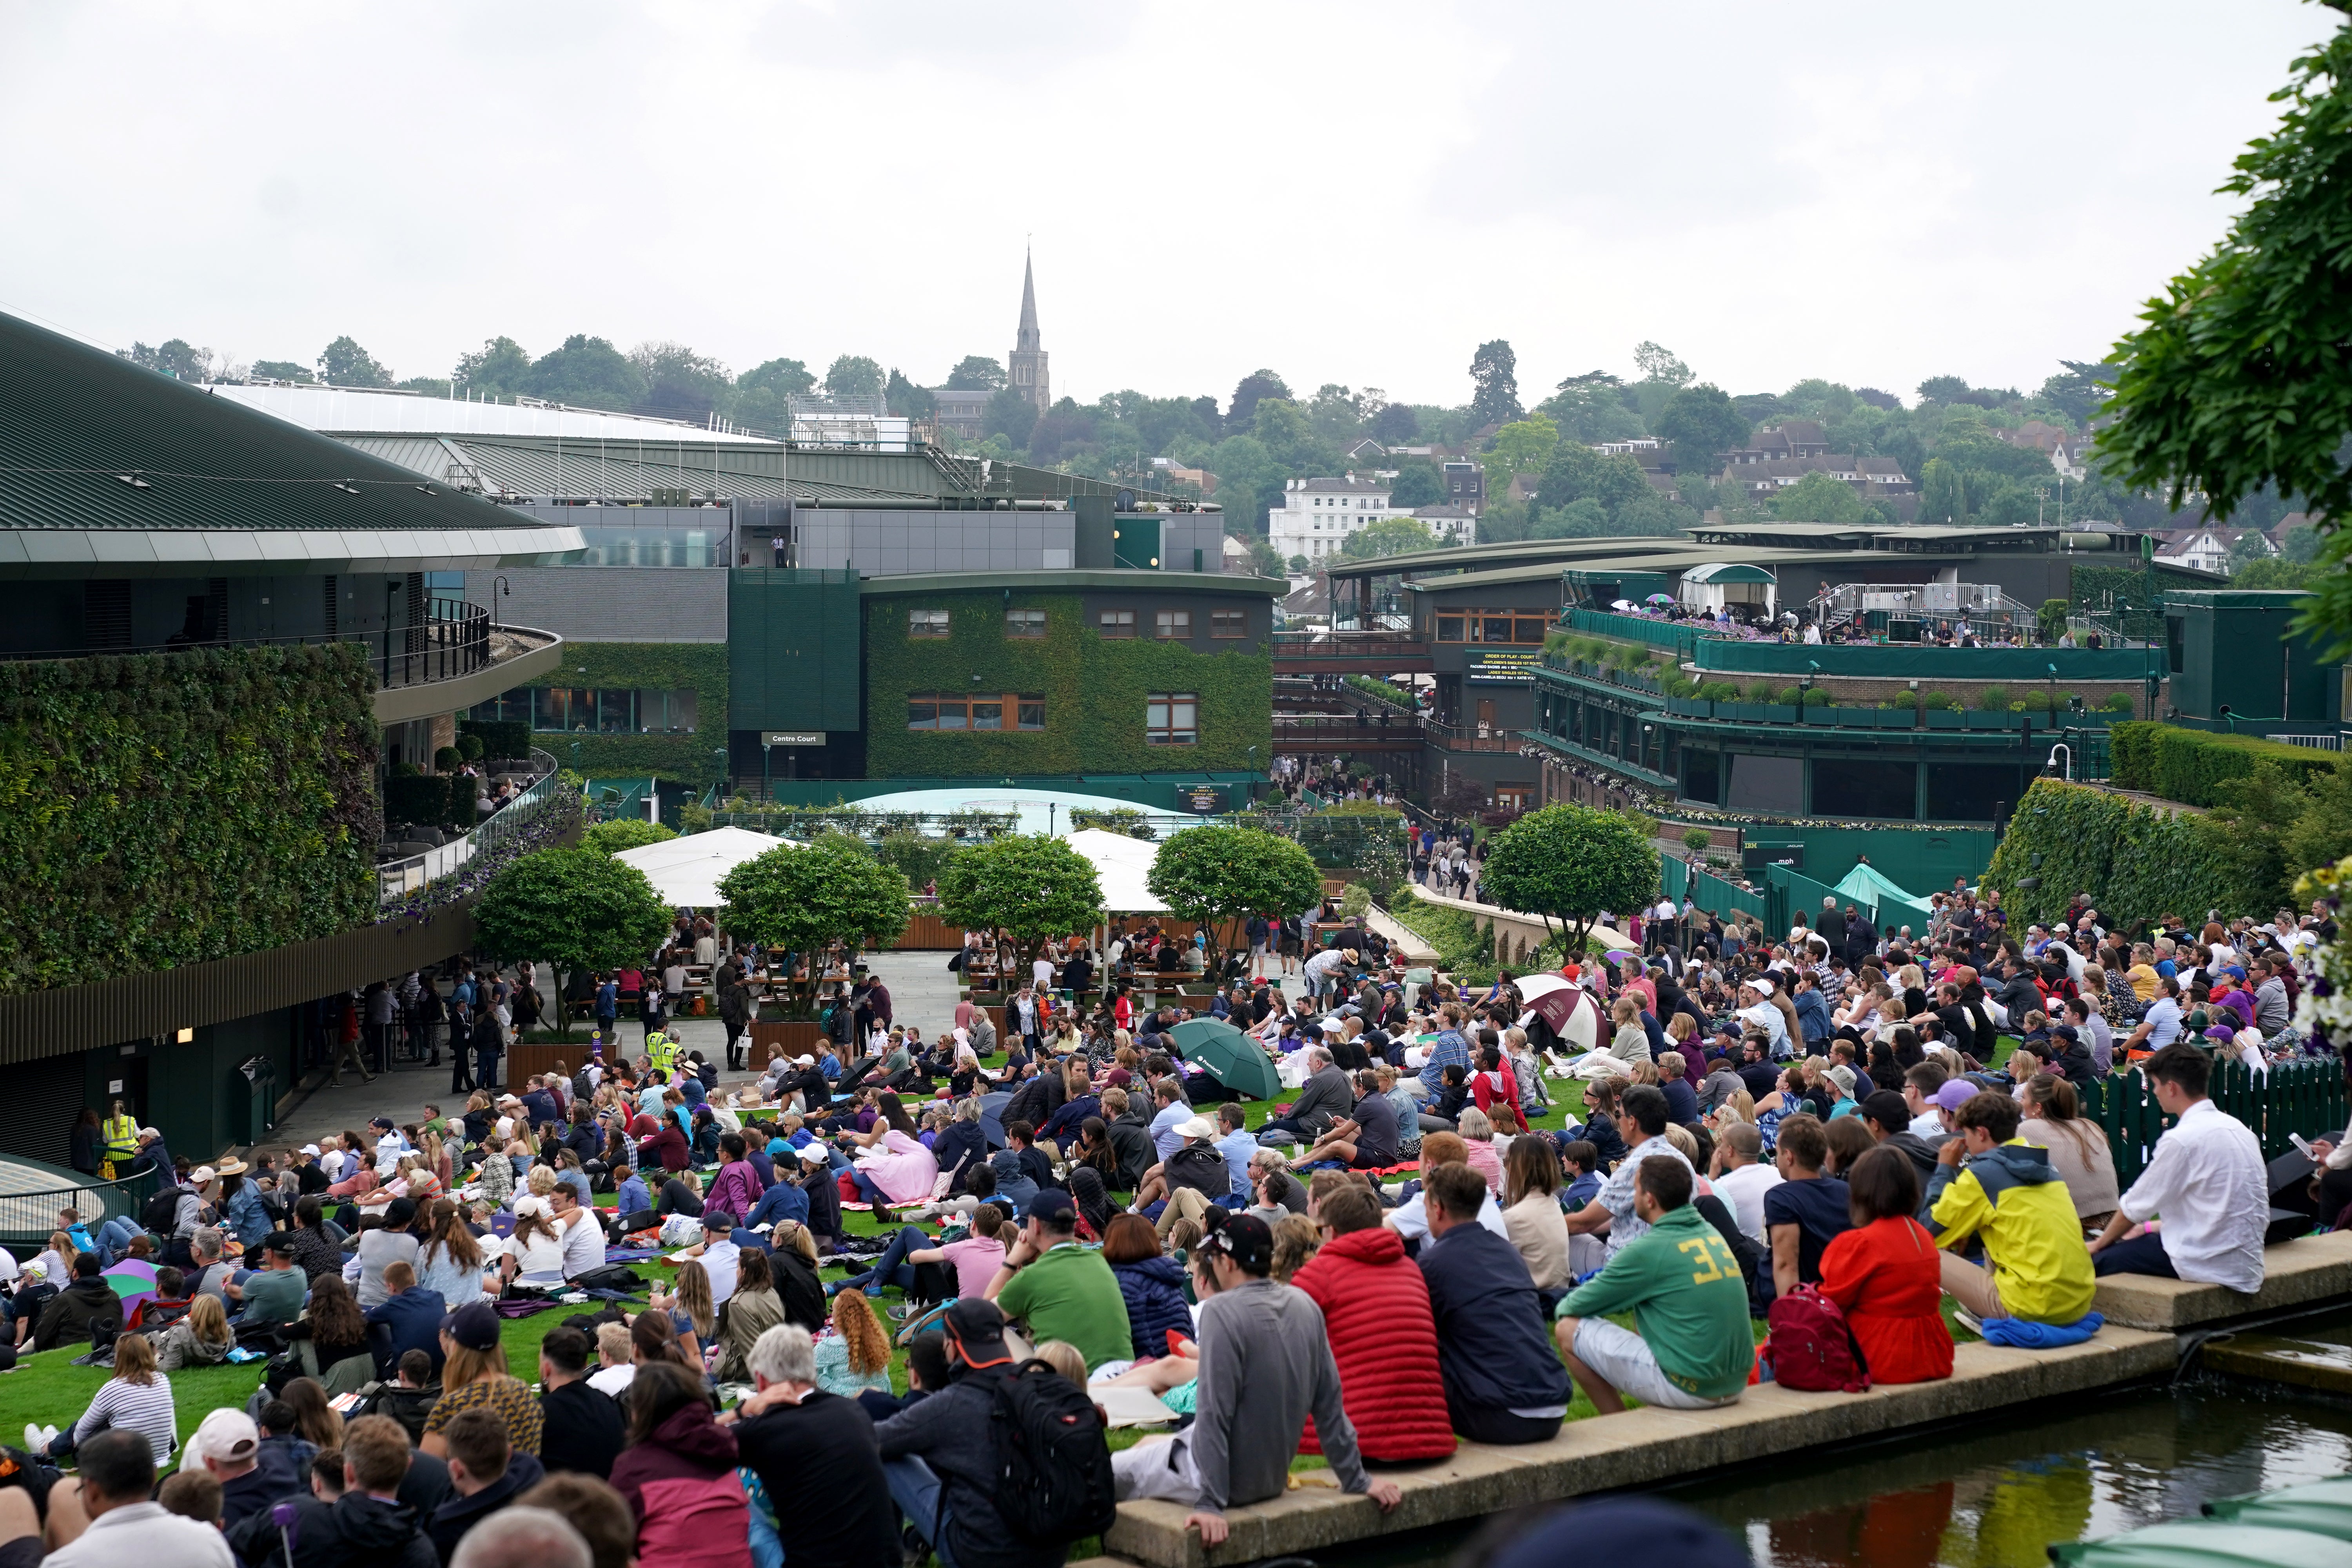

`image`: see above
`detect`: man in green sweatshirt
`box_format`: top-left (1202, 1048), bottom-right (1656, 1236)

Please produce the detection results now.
top-left (1553, 1156), bottom-right (1753, 1413)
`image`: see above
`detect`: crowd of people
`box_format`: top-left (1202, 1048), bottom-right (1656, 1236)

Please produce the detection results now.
top-left (6, 871), bottom-right (2339, 1565)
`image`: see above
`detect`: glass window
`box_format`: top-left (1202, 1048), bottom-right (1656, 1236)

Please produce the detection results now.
top-left (1146, 692), bottom-right (1198, 745)
top-left (1156, 610), bottom-right (1191, 639)
top-left (970, 698), bottom-right (1003, 731)
top-left (1481, 615), bottom-right (1513, 644)
top-left (1436, 615), bottom-right (1466, 642)
top-left (1514, 616), bottom-right (1550, 643)
top-left (936, 697), bottom-right (967, 731)
top-left (1005, 608), bottom-right (1047, 638)
top-left (909, 609), bottom-right (950, 638)
top-left (1099, 610), bottom-right (1136, 639)
top-left (1017, 695), bottom-right (1046, 730)
top-left (1210, 610), bottom-right (1246, 638)
top-left (598, 689), bottom-right (634, 733)
top-left (1813, 759), bottom-right (1918, 820)
top-left (1725, 753), bottom-right (1804, 814)
top-left (907, 696), bottom-right (939, 730)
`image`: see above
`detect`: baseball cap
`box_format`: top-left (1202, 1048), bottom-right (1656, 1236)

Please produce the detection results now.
top-left (1198, 1210), bottom-right (1273, 1276)
top-left (1029, 1188), bottom-right (1077, 1225)
top-left (190, 1165), bottom-right (216, 1185)
top-left (443, 1301), bottom-right (501, 1353)
top-left (192, 1408), bottom-right (259, 1465)
top-left (2051, 1024), bottom-right (2080, 1042)
top-left (1860, 1089), bottom-right (1910, 1131)
top-left (299, 1144), bottom-right (322, 1158)
top-left (702, 1210), bottom-right (737, 1233)
top-left (1175, 1116), bottom-right (1218, 1141)
top-left (1934, 1079), bottom-right (1978, 1114)
top-left (940, 1298), bottom-right (1013, 1370)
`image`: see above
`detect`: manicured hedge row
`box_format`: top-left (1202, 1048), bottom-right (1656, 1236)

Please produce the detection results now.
top-left (0, 644), bottom-right (379, 993)
top-left (1981, 777), bottom-right (2231, 931)
top-left (2110, 720), bottom-right (2341, 806)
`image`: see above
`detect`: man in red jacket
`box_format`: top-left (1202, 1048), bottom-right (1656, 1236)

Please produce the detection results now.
top-left (1288, 1182), bottom-right (1456, 1461)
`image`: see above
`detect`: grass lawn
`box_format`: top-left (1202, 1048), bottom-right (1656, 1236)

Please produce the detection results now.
top-left (0, 1034), bottom-right (2007, 1470)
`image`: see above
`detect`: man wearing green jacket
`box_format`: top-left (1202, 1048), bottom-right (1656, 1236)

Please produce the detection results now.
top-left (1553, 1156), bottom-right (1752, 1413)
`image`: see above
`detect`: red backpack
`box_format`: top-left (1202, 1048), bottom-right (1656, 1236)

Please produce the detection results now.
top-left (1766, 1285), bottom-right (1869, 1393)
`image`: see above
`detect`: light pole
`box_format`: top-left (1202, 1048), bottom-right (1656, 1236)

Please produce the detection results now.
top-left (761, 737), bottom-right (773, 804)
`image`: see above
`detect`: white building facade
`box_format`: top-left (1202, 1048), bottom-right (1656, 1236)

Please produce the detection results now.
top-left (1269, 474), bottom-right (1410, 563)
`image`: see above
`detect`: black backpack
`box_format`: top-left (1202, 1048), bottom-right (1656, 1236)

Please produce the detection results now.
top-left (988, 1360), bottom-right (1116, 1546)
top-left (140, 1187), bottom-right (179, 1235)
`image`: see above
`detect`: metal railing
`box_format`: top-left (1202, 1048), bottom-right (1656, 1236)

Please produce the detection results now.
top-left (377, 747), bottom-right (563, 904)
top-left (2275, 734), bottom-right (2347, 751)
top-left (1270, 631), bottom-right (1434, 663)
top-left (0, 1163), bottom-right (157, 1243)
top-left (379, 597), bottom-right (491, 689)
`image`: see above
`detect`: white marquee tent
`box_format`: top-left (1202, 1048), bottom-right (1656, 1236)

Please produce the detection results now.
top-left (612, 826), bottom-right (800, 907)
top-left (1063, 827), bottom-right (1166, 913)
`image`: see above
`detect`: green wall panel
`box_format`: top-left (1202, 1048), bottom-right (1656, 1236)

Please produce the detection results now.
top-left (728, 570), bottom-right (862, 734)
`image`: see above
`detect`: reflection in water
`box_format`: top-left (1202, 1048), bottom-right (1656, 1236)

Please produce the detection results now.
top-left (1347, 1385), bottom-right (2352, 1568)
top-left (1674, 1387), bottom-right (2352, 1568)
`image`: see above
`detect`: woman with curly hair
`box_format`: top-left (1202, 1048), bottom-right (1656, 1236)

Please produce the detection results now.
top-left (813, 1288), bottom-right (893, 1397)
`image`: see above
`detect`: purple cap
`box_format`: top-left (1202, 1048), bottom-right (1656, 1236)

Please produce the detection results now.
top-left (1934, 1079), bottom-right (1979, 1113)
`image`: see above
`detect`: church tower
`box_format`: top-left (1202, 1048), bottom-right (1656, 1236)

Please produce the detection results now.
top-left (1008, 249), bottom-right (1050, 414)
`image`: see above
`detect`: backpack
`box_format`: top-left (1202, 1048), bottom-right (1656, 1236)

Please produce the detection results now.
top-left (988, 1360), bottom-right (1116, 1546)
top-left (1765, 1285), bottom-right (1869, 1393)
top-left (574, 1066), bottom-right (596, 1105)
top-left (140, 1186), bottom-right (180, 1235)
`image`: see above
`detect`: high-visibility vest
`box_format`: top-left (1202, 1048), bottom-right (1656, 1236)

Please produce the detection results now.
top-left (102, 1114), bottom-right (138, 1163)
top-left (646, 1030), bottom-right (674, 1073)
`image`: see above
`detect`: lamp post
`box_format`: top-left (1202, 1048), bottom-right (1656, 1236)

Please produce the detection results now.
top-left (761, 736), bottom-right (774, 803)
top-left (712, 746), bottom-right (730, 802)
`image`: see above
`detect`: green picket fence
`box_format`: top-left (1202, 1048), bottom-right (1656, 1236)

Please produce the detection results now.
top-left (2083, 1058), bottom-right (2346, 1187)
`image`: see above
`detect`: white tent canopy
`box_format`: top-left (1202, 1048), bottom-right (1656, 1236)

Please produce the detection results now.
top-left (1063, 827), bottom-right (1165, 913)
top-left (612, 826), bottom-right (800, 908)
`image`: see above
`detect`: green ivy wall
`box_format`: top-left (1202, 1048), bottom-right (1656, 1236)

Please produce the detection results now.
top-left (523, 642), bottom-right (730, 784)
top-left (863, 593), bottom-right (1271, 778)
top-left (1981, 777), bottom-right (2232, 931)
top-left (0, 644), bottom-right (379, 994)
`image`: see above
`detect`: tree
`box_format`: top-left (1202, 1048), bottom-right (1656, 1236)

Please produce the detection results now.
top-left (1147, 826), bottom-right (1321, 975)
top-left (2285, 520), bottom-right (2325, 562)
top-left (581, 819), bottom-right (677, 854)
top-left (717, 838), bottom-right (911, 962)
top-left (1771, 471), bottom-right (1868, 524)
top-left (946, 356), bottom-right (1007, 391)
top-left (2038, 360), bottom-right (2115, 426)
top-left (824, 355), bottom-right (884, 399)
top-left (1027, 398), bottom-right (1096, 463)
top-left (119, 339), bottom-right (213, 381)
top-left (1370, 402), bottom-right (1419, 443)
top-left (1249, 398), bottom-right (1324, 471)
top-left (472, 847), bottom-right (672, 1040)
top-left (630, 342), bottom-right (731, 423)
top-left (1477, 415), bottom-right (1560, 501)
top-left (884, 368), bottom-right (937, 422)
top-left (454, 336), bottom-right (532, 397)
top-left (525, 335), bottom-right (647, 411)
top-left (873, 831), bottom-right (960, 892)
top-left (739, 356), bottom-right (816, 397)
top-left (1530, 497), bottom-right (1612, 539)
top-left (1654, 384), bottom-right (1749, 472)
top-left (1632, 342), bottom-right (1693, 387)
top-left (984, 385), bottom-right (1038, 449)
top-left (317, 336), bottom-right (392, 388)
top-left (1228, 370), bottom-right (1290, 427)
top-left (1468, 339), bottom-right (1521, 426)
top-left (1340, 516), bottom-right (1440, 560)
top-left (1477, 804), bottom-right (1658, 955)
top-left (2096, 6), bottom-right (2352, 654)
top-left (1918, 458), bottom-right (1967, 524)
top-left (1390, 459), bottom-right (1444, 508)
top-left (1206, 434), bottom-right (1284, 533)
top-left (935, 834), bottom-right (1104, 971)
top-left (250, 359), bottom-right (314, 384)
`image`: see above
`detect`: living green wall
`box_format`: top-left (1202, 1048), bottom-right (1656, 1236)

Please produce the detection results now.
top-left (0, 644), bottom-right (379, 994)
top-left (2111, 720), bottom-right (2342, 806)
top-left (1981, 777), bottom-right (2232, 931)
top-left (863, 593), bottom-right (1271, 778)
top-left (524, 641), bottom-right (729, 785)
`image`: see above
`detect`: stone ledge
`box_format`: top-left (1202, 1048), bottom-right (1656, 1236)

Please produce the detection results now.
top-left (1100, 1328), bottom-right (2178, 1568)
top-left (2091, 1231), bottom-right (2352, 1331)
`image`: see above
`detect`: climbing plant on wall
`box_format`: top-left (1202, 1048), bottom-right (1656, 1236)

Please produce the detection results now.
top-left (1981, 777), bottom-right (2233, 931)
top-left (524, 641), bottom-right (729, 784)
top-left (0, 644), bottom-right (379, 993)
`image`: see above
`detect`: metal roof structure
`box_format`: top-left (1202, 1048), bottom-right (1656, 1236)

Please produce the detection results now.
top-left (212, 383), bottom-right (781, 445)
top-left (857, 569), bottom-right (1283, 599)
top-left (0, 309), bottom-right (583, 577)
top-left (1396, 544), bottom-right (1975, 593)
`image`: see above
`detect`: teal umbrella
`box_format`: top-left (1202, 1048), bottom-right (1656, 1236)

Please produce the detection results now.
top-left (1168, 1018), bottom-right (1281, 1101)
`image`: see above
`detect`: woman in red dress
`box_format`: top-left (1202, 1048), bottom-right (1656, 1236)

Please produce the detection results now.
top-left (1818, 1143), bottom-right (1955, 1384)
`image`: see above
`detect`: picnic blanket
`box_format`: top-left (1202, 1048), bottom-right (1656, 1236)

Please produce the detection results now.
top-left (1979, 1311), bottom-right (2104, 1348)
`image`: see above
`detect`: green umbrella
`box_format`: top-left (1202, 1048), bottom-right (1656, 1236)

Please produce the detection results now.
top-left (1168, 1018), bottom-right (1281, 1101)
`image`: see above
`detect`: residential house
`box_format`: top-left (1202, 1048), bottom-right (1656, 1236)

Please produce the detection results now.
top-left (1443, 460), bottom-right (1485, 515)
top-left (1725, 421), bottom-right (1830, 465)
top-left (1412, 503), bottom-right (1477, 544)
top-left (1269, 473), bottom-right (1410, 563)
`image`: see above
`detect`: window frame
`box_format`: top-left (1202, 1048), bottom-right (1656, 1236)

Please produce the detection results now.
top-left (1154, 609), bottom-right (1192, 641)
top-left (1209, 609), bottom-right (1247, 639)
top-left (907, 691), bottom-right (1047, 732)
top-left (1098, 609), bottom-right (1136, 639)
top-left (1004, 607), bottom-right (1047, 639)
top-left (908, 608), bottom-right (951, 639)
top-left (1145, 691), bottom-right (1199, 746)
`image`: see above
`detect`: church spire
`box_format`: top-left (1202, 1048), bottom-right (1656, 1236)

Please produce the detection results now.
top-left (1009, 245), bottom-right (1049, 412)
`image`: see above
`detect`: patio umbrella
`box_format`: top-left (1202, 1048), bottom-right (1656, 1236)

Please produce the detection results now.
top-left (977, 1091), bottom-right (1012, 1147)
top-left (101, 1258), bottom-right (158, 1318)
top-left (1168, 1018), bottom-right (1280, 1102)
top-left (1644, 593), bottom-right (1675, 606)
top-left (1611, 598), bottom-right (1637, 611)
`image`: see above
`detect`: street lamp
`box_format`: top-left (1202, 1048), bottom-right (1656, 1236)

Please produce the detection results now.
top-left (760, 736), bottom-right (774, 802)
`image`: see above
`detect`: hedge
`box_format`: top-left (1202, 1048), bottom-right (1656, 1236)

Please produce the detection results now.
top-left (2109, 721), bottom-right (2341, 806)
top-left (863, 593), bottom-right (1270, 777)
top-left (0, 643), bottom-right (379, 994)
top-left (1980, 777), bottom-right (2232, 930)
top-left (522, 642), bottom-right (729, 784)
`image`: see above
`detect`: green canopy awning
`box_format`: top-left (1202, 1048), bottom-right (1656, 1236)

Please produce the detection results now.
top-left (1833, 862), bottom-right (1933, 925)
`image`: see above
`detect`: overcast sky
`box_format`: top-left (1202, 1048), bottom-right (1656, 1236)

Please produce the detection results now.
top-left (0, 2), bottom-right (2334, 412)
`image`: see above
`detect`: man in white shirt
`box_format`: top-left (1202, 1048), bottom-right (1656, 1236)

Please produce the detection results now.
top-left (43, 1429), bottom-right (234, 1567)
top-left (2088, 1043), bottom-right (2269, 1294)
top-left (549, 1184), bottom-right (608, 1283)
top-left (692, 1212), bottom-right (742, 1306)
top-left (2123, 978), bottom-right (2186, 1054)
top-left (1737, 980), bottom-right (1789, 1060)
top-left (1561, 1085), bottom-right (1691, 1259)
top-left (1708, 1122), bottom-right (1783, 1242)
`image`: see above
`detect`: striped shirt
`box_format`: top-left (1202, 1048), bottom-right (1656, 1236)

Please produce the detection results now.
top-left (74, 1372), bottom-right (176, 1464)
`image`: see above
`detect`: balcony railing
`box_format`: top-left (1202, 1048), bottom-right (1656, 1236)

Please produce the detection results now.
top-left (1270, 631), bottom-right (1432, 663)
top-left (378, 748), bottom-right (564, 906)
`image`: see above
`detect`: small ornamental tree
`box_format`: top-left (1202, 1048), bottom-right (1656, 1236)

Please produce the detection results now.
top-left (1477, 804), bottom-right (1659, 955)
top-left (581, 818), bottom-right (678, 855)
top-left (717, 837), bottom-right (911, 965)
top-left (935, 834), bottom-right (1105, 971)
top-left (1147, 826), bottom-right (1323, 974)
top-left (472, 846), bottom-right (673, 1040)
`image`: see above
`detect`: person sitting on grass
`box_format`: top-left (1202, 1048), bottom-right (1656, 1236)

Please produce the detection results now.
top-left (985, 1188), bottom-right (1133, 1374)
top-left (1924, 1090), bottom-right (2098, 1331)
top-left (1287, 1069), bottom-right (1402, 1175)
top-left (27, 1329), bottom-right (177, 1466)
top-left (1553, 1156), bottom-right (1753, 1416)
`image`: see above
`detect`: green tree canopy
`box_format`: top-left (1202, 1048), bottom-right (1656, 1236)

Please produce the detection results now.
top-left (526, 334), bottom-right (646, 411)
top-left (1633, 342), bottom-right (1693, 387)
top-left (1918, 458), bottom-right (1967, 524)
top-left (1772, 470), bottom-right (1868, 523)
top-left (631, 342), bottom-right (731, 423)
top-left (1470, 339), bottom-right (1522, 426)
top-left (946, 356), bottom-right (1006, 390)
top-left (1478, 415), bottom-right (1560, 499)
top-left (452, 336), bottom-right (532, 398)
top-left (985, 385), bottom-right (1039, 450)
top-left (935, 834), bottom-right (1104, 967)
top-left (1654, 383), bottom-right (1749, 471)
top-left (825, 355), bottom-right (885, 398)
top-left (717, 837), bottom-right (911, 957)
top-left (1477, 804), bottom-right (1659, 953)
top-left (2097, 13), bottom-right (2352, 655)
top-left (1340, 516), bottom-right (1441, 560)
top-left (472, 847), bottom-right (673, 1039)
top-left (581, 818), bottom-right (677, 855)
top-left (318, 336), bottom-right (392, 388)
top-left (885, 368), bottom-right (937, 421)
top-left (739, 356), bottom-right (815, 397)
top-left (1147, 826), bottom-right (1321, 972)
top-left (1389, 459), bottom-right (1444, 508)
top-left (250, 359), bottom-right (314, 384)
top-left (1228, 370), bottom-right (1290, 427)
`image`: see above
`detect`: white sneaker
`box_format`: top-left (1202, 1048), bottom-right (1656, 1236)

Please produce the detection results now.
top-left (20, 1424), bottom-right (36, 1452)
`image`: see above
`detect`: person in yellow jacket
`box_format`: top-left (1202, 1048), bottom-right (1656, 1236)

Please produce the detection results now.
top-left (1924, 1089), bottom-right (2098, 1327)
top-left (100, 1100), bottom-right (138, 1177)
top-left (645, 1026), bottom-right (676, 1077)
